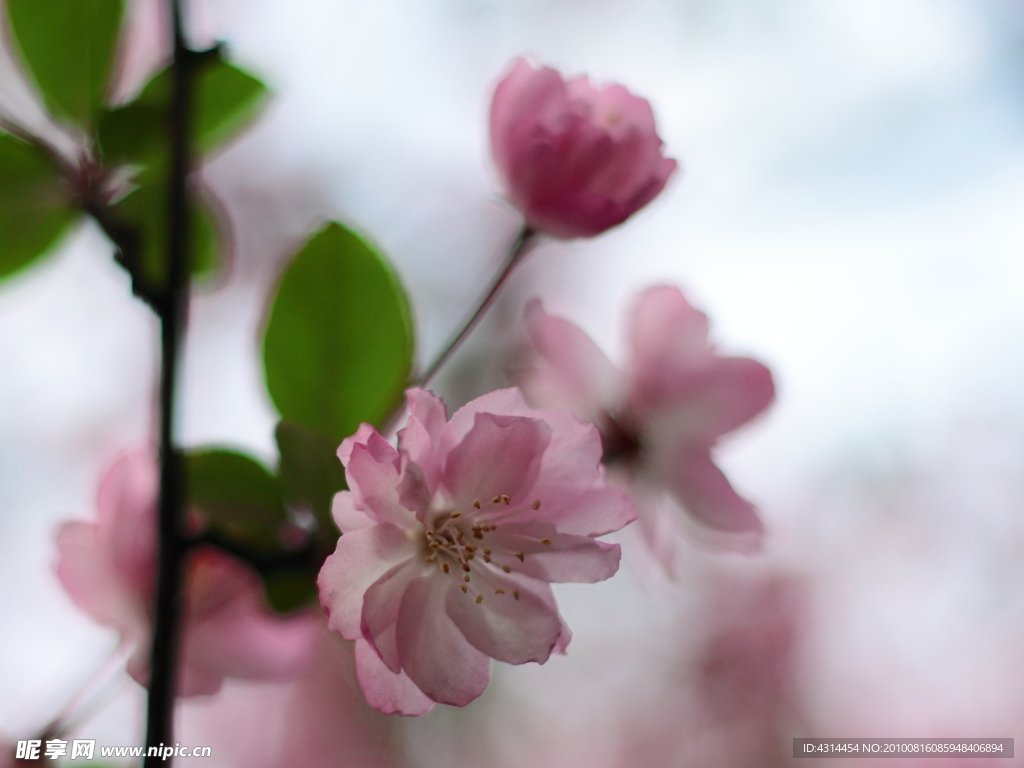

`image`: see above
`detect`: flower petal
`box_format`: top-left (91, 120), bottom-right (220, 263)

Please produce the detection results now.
top-left (183, 582), bottom-right (319, 687)
top-left (398, 388), bottom-right (447, 494)
top-left (318, 524), bottom-right (419, 641)
top-left (445, 569), bottom-right (562, 665)
top-left (354, 638), bottom-right (435, 716)
top-left (55, 521), bottom-right (141, 630)
top-left (485, 522), bottom-right (622, 583)
top-left (627, 286), bottom-right (713, 407)
top-left (396, 575), bottom-right (491, 706)
top-left (521, 300), bottom-right (621, 427)
top-left (441, 388), bottom-right (535, 452)
top-left (345, 432), bottom-right (418, 528)
top-left (96, 450), bottom-right (156, 594)
top-left (535, 482), bottom-right (638, 537)
top-left (361, 559), bottom-right (424, 674)
top-left (331, 490), bottom-right (373, 533)
top-left (664, 448), bottom-right (764, 540)
top-left (442, 412), bottom-right (551, 512)
top-left (337, 423), bottom-right (380, 465)
top-left (652, 357), bottom-right (775, 443)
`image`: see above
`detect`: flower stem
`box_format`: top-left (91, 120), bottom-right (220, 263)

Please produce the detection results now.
top-left (143, 0), bottom-right (194, 760)
top-left (36, 643), bottom-right (133, 741)
top-left (418, 225), bottom-right (537, 386)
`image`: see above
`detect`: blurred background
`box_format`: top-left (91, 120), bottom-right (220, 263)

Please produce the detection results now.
top-left (2, 0), bottom-right (1024, 765)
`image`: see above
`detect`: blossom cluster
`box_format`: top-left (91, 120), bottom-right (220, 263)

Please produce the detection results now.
top-left (46, 53), bottom-right (775, 727)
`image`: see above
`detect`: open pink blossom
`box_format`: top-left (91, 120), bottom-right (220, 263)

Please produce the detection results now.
top-left (519, 287), bottom-right (774, 563)
top-left (56, 450), bottom-right (319, 697)
top-left (489, 58), bottom-right (677, 239)
top-left (317, 387), bottom-right (635, 715)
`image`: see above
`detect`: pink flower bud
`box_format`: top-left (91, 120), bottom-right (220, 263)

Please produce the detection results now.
top-left (489, 58), bottom-right (678, 239)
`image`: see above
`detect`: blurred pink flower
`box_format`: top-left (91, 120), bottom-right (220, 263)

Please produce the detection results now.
top-left (489, 58), bottom-right (677, 239)
top-left (55, 451), bottom-right (319, 697)
top-left (318, 387), bottom-right (635, 715)
top-left (520, 287), bottom-right (774, 564)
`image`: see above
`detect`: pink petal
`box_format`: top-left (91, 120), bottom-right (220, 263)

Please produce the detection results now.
top-left (354, 638), bottom-right (434, 716)
top-left (444, 570), bottom-right (562, 665)
top-left (55, 521), bottom-right (142, 630)
top-left (627, 286), bottom-right (713, 406)
top-left (331, 491), bottom-right (374, 533)
top-left (360, 559), bottom-right (424, 674)
top-left (652, 357), bottom-right (775, 442)
top-left (96, 451), bottom-right (157, 594)
top-left (527, 482), bottom-right (637, 537)
top-left (553, 620), bottom-right (572, 655)
top-left (337, 423), bottom-right (380, 465)
top-left (489, 58), bottom-right (567, 182)
top-left (522, 300), bottom-right (621, 427)
top-left (396, 576), bottom-right (491, 706)
top-left (345, 434), bottom-right (418, 528)
top-left (405, 388), bottom-right (447, 444)
top-left (441, 412), bottom-right (551, 512)
top-left (484, 523), bottom-right (622, 584)
top-left (398, 388), bottom-right (447, 494)
top-left (318, 524), bottom-right (420, 641)
top-left (441, 388), bottom-right (536, 452)
top-left (664, 448), bottom-right (764, 540)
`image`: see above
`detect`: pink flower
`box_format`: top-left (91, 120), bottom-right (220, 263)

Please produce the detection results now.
top-left (317, 387), bottom-right (636, 715)
top-left (489, 58), bottom-right (678, 239)
top-left (56, 451), bottom-right (319, 697)
top-left (519, 287), bottom-right (774, 562)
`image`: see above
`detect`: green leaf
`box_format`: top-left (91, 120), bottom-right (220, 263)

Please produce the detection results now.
top-left (6, 0), bottom-right (125, 127)
top-left (98, 56), bottom-right (268, 165)
top-left (275, 420), bottom-right (346, 531)
top-left (0, 133), bottom-right (78, 280)
top-left (186, 449), bottom-right (288, 553)
top-left (262, 223), bottom-right (414, 445)
top-left (107, 173), bottom-right (222, 292)
top-left (262, 567), bottom-right (319, 614)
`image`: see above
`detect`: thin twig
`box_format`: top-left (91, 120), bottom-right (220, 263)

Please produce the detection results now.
top-left (142, 0), bottom-right (194, 759)
top-left (418, 225), bottom-right (536, 385)
top-left (380, 225), bottom-right (538, 438)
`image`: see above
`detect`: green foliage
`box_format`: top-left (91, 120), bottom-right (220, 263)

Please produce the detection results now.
top-left (262, 567), bottom-right (320, 614)
top-left (98, 56), bottom-right (269, 165)
top-left (107, 173), bottom-right (221, 292)
top-left (186, 449), bottom-right (288, 554)
top-left (263, 223), bottom-right (414, 444)
top-left (0, 133), bottom-right (78, 280)
top-left (5, 0), bottom-right (125, 127)
top-left (276, 419), bottom-right (347, 531)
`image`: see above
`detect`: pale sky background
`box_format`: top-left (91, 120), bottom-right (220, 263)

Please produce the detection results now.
top-left (1, 0), bottom-right (1023, 762)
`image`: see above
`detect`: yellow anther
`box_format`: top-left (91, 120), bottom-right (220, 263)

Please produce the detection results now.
top-left (462, 563), bottom-right (471, 572)
top-left (475, 594), bottom-right (484, 604)
top-left (460, 584), bottom-right (468, 593)
top-left (501, 494), bottom-right (510, 505)
top-left (515, 552), bottom-right (525, 562)
top-left (450, 512), bottom-right (461, 519)
top-left (492, 496), bottom-right (502, 504)
top-left (483, 555), bottom-right (491, 563)
top-left (464, 574), bottom-right (471, 583)
top-left (502, 565), bottom-right (511, 573)
top-left (495, 588), bottom-right (505, 595)
top-left (532, 500), bottom-right (541, 510)
top-left (512, 590), bottom-right (520, 601)
top-left (442, 563), bottom-right (450, 574)
top-left (541, 538), bottom-right (551, 545)
top-left (473, 499), bottom-right (481, 509)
